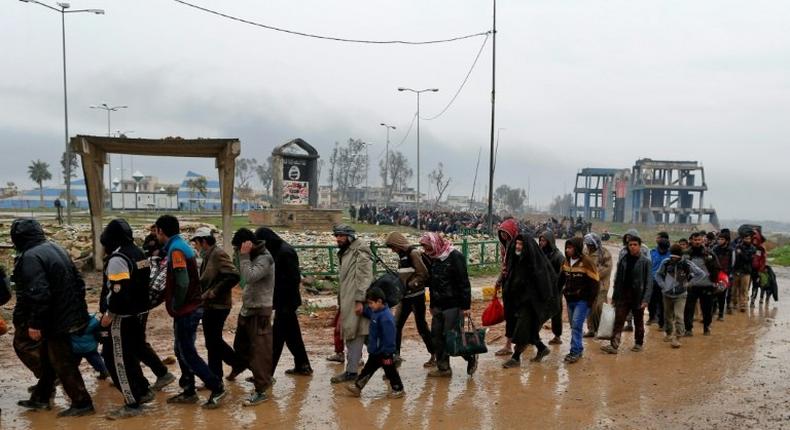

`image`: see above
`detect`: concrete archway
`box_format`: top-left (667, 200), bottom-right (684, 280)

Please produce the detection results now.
top-left (71, 135), bottom-right (240, 269)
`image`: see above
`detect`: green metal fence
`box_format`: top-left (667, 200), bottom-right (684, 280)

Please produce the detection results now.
top-left (295, 238), bottom-right (501, 277)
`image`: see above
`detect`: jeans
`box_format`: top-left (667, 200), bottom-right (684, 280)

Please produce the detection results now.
top-left (566, 301), bottom-right (590, 355)
top-left (203, 308), bottom-right (245, 378)
top-left (138, 312), bottom-right (168, 378)
top-left (356, 353), bottom-right (403, 392)
top-left (80, 351), bottom-right (108, 374)
top-left (173, 308), bottom-right (222, 393)
top-left (395, 294), bottom-right (433, 355)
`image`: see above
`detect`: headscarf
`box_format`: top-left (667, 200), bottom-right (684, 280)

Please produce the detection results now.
top-left (419, 232), bottom-right (454, 261)
top-left (497, 218), bottom-right (519, 246)
top-left (583, 232), bottom-right (603, 258)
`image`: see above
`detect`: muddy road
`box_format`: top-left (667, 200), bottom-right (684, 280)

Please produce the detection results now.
top-left (1, 267), bottom-right (789, 430)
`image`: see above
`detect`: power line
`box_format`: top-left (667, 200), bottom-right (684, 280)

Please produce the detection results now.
top-left (173, 0), bottom-right (491, 45)
top-left (393, 112), bottom-right (418, 150)
top-left (420, 32), bottom-right (490, 121)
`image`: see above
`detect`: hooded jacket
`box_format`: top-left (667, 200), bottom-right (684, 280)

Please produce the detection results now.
top-left (100, 219), bottom-right (151, 316)
top-left (11, 218), bottom-right (88, 334)
top-left (539, 230), bottom-right (565, 274)
top-left (560, 237), bottom-right (600, 305)
top-left (495, 219), bottom-right (520, 288)
top-left (239, 241), bottom-right (275, 316)
top-left (503, 234), bottom-right (561, 324)
top-left (655, 257), bottom-right (707, 298)
top-left (385, 231), bottom-right (429, 297)
top-left (256, 227), bottom-right (303, 311)
top-left (583, 233), bottom-right (613, 292)
top-left (686, 244), bottom-right (720, 288)
top-left (163, 233), bottom-right (203, 318)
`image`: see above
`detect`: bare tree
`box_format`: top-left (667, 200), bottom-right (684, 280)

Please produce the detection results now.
top-left (255, 156), bottom-right (273, 195)
top-left (549, 193), bottom-right (574, 216)
top-left (428, 162), bottom-right (451, 208)
top-left (331, 138), bottom-right (367, 203)
top-left (378, 150), bottom-right (413, 205)
top-left (235, 158), bottom-right (258, 190)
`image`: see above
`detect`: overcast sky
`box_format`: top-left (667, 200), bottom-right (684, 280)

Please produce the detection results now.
top-left (2, 0), bottom-right (789, 221)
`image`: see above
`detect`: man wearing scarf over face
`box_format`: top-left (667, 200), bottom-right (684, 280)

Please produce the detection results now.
top-left (501, 235), bottom-right (560, 368)
top-left (420, 233), bottom-right (477, 377)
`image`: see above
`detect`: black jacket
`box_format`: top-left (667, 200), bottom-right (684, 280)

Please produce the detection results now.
top-left (503, 234), bottom-right (561, 324)
top-left (11, 218), bottom-right (88, 334)
top-left (99, 219), bottom-right (151, 316)
top-left (256, 228), bottom-right (302, 311)
top-left (612, 253), bottom-right (652, 308)
top-left (427, 249), bottom-right (471, 311)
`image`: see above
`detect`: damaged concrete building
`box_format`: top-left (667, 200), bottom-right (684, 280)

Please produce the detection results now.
top-left (572, 159), bottom-right (719, 227)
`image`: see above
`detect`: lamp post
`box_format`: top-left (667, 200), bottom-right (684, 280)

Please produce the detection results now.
top-left (89, 104), bottom-right (127, 208)
top-left (21, 0), bottom-right (104, 224)
top-left (397, 87), bottom-right (438, 231)
top-left (379, 123), bottom-right (396, 206)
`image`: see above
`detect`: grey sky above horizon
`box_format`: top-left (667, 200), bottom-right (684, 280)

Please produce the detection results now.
top-left (2, 0), bottom-right (789, 221)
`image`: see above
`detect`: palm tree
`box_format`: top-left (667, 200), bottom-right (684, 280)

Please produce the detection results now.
top-left (28, 160), bottom-right (52, 208)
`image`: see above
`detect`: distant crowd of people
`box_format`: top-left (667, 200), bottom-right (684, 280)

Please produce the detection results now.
top-left (0, 214), bottom-right (776, 420)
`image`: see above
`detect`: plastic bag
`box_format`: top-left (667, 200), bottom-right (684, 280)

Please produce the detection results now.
top-left (596, 302), bottom-right (615, 340)
top-left (481, 296), bottom-right (505, 327)
top-left (0, 316), bottom-right (8, 336)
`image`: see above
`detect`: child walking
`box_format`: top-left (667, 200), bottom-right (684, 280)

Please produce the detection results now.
top-left (71, 313), bottom-right (110, 379)
top-left (346, 287), bottom-right (404, 398)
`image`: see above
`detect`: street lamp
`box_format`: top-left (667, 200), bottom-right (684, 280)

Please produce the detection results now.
top-left (379, 123), bottom-right (396, 206)
top-left (21, 0), bottom-right (105, 224)
top-left (90, 104), bottom-right (127, 207)
top-left (397, 87), bottom-right (438, 231)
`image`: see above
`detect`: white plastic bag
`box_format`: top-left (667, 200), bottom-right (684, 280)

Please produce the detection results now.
top-left (596, 302), bottom-right (615, 339)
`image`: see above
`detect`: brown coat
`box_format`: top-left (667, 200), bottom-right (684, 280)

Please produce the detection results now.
top-left (385, 232), bottom-right (429, 294)
top-left (199, 245), bottom-right (240, 309)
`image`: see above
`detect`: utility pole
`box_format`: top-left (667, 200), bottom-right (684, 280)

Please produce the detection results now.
top-left (380, 123), bottom-right (396, 206)
top-left (487, 0), bottom-right (497, 235)
top-left (470, 147), bottom-right (482, 211)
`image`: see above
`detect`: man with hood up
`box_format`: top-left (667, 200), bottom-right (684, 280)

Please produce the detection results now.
top-left (583, 233), bottom-right (613, 338)
top-left (384, 231), bottom-right (433, 367)
top-left (98, 219), bottom-right (157, 420)
top-left (494, 218), bottom-right (520, 356)
top-left (232, 228), bottom-right (276, 406)
top-left (10, 218), bottom-right (94, 417)
top-left (501, 235), bottom-right (560, 368)
top-left (255, 227), bottom-right (313, 377)
top-left (539, 230), bottom-right (565, 345)
top-left (330, 224), bottom-right (373, 384)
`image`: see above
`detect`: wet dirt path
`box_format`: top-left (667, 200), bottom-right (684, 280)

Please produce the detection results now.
top-left (1, 268), bottom-right (788, 430)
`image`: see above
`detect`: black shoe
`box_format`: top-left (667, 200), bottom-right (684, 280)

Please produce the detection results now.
top-left (17, 399), bottom-right (51, 411)
top-left (57, 404), bottom-right (95, 418)
top-left (531, 348), bottom-right (550, 363)
top-left (284, 365), bottom-right (314, 376)
top-left (466, 355), bottom-right (478, 376)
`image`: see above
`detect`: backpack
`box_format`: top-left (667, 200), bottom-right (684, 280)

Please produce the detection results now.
top-left (370, 254), bottom-right (404, 307)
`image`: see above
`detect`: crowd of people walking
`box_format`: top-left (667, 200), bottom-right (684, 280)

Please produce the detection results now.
top-left (0, 214), bottom-right (778, 419)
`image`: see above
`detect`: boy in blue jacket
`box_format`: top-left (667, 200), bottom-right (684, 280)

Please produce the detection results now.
top-left (71, 313), bottom-right (109, 379)
top-left (346, 287), bottom-right (404, 398)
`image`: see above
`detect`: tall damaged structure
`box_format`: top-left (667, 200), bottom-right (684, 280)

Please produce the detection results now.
top-left (572, 159), bottom-right (719, 227)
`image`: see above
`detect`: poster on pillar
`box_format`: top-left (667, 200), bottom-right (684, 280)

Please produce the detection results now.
top-left (282, 157), bottom-right (311, 205)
